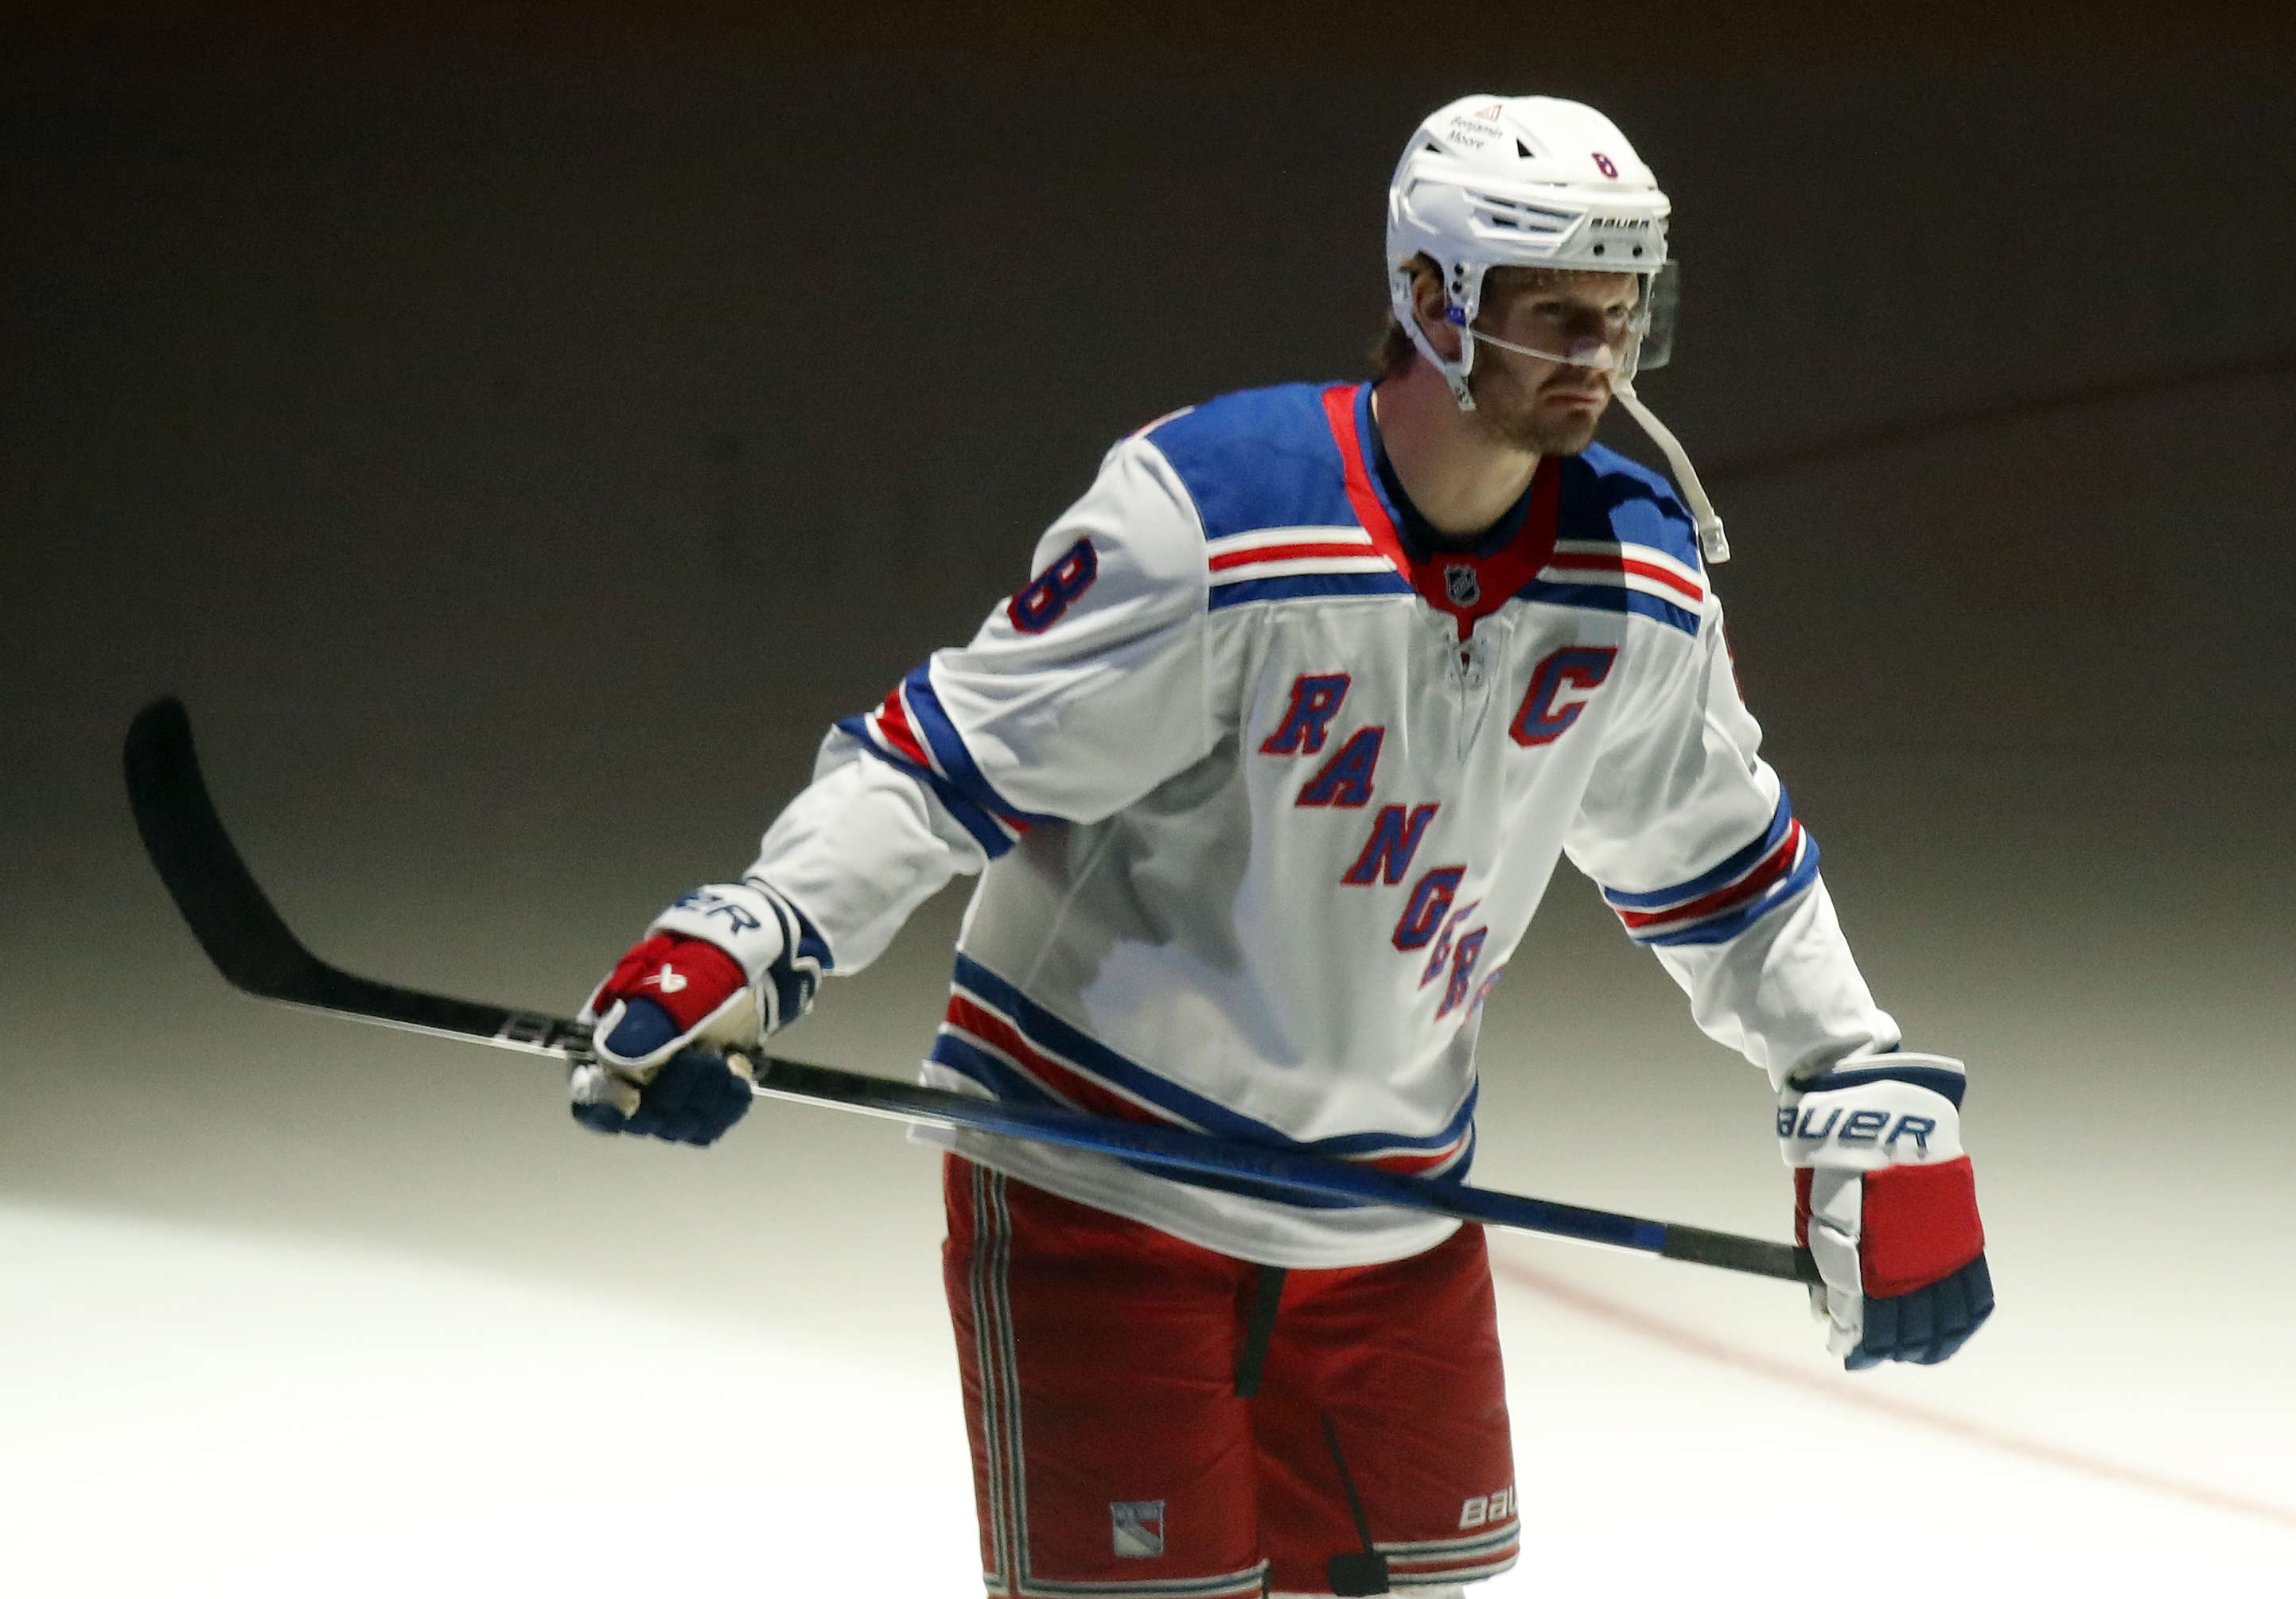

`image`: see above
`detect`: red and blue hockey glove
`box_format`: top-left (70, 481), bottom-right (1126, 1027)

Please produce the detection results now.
top-left (569, 880), bottom-right (826, 1146)
top-left (1779, 1052), bottom-right (1994, 1369)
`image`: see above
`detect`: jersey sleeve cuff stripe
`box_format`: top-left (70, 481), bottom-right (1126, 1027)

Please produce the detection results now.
top-left (1600, 792), bottom-right (1796, 910)
top-left (865, 687), bottom-right (936, 772)
top-left (834, 718), bottom-right (1022, 859)
top-left (1613, 819), bottom-right (1804, 931)
top-left (1631, 838), bottom-right (1823, 947)
top-left (896, 665), bottom-right (1061, 829)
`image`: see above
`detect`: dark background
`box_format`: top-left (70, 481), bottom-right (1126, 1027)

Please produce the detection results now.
top-left (4, 2), bottom-right (2294, 1581)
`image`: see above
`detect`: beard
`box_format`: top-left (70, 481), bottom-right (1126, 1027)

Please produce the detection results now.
top-left (1465, 355), bottom-right (1609, 456)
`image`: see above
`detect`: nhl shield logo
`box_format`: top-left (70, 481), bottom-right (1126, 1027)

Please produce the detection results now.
top-left (1111, 1500), bottom-right (1166, 1558)
top-left (1444, 562), bottom-right (1481, 607)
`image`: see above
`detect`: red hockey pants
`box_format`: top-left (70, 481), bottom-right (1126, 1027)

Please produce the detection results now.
top-left (943, 1157), bottom-right (1519, 1598)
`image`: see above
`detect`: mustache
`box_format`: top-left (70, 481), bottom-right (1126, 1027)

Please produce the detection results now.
top-left (1539, 372), bottom-right (1612, 399)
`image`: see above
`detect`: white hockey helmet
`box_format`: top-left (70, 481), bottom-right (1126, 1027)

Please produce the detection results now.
top-left (1387, 95), bottom-right (1726, 560)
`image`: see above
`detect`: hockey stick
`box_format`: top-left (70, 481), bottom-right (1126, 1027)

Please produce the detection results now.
top-left (123, 697), bottom-right (1819, 1286)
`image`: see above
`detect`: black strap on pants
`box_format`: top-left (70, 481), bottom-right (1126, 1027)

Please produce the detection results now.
top-left (1232, 1265), bottom-right (1286, 1399)
top-left (1319, 1411), bottom-right (1391, 1597)
top-left (1230, 1269), bottom-right (1390, 1597)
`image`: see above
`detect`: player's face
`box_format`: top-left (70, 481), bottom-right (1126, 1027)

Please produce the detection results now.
top-left (1466, 270), bottom-right (1640, 456)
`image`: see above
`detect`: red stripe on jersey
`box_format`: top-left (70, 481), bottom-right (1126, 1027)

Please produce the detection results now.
top-left (1321, 383), bottom-right (1416, 574)
top-left (872, 687), bottom-right (933, 770)
top-left (1208, 541), bottom-right (1379, 572)
top-left (1615, 821), bottom-right (1803, 930)
top-left (1364, 1139), bottom-right (1470, 1177)
top-left (943, 994), bottom-right (1171, 1128)
top-left (1544, 551), bottom-right (1704, 601)
top-left (948, 991), bottom-right (1469, 1179)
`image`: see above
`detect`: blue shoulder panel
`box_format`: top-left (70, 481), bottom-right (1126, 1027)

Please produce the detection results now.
top-left (1555, 443), bottom-right (1703, 570)
top-left (1140, 383), bottom-right (1360, 539)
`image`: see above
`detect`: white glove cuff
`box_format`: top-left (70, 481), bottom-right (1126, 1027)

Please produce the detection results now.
top-left (649, 881), bottom-right (790, 987)
top-left (1778, 1052), bottom-right (1966, 1173)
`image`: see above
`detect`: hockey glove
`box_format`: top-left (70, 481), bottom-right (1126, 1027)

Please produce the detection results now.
top-left (1779, 1052), bottom-right (1994, 1370)
top-left (569, 881), bottom-right (826, 1146)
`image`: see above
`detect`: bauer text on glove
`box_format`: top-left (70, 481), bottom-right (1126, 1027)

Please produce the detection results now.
top-left (1778, 1052), bottom-right (1994, 1370)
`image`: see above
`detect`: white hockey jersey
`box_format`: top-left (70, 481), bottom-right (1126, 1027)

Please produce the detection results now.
top-left (749, 381), bottom-right (1899, 1268)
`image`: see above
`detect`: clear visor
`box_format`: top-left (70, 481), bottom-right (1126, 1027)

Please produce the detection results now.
top-left (1461, 261), bottom-right (1679, 375)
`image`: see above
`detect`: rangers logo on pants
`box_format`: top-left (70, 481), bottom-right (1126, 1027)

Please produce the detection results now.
top-left (1111, 1500), bottom-right (1167, 1558)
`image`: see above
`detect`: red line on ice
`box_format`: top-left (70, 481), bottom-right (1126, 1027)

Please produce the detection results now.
top-left (1490, 1251), bottom-right (2296, 1533)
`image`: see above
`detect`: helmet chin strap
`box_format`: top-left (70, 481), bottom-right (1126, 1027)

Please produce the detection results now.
top-left (1407, 301), bottom-right (1730, 566)
top-left (1613, 379), bottom-right (1730, 564)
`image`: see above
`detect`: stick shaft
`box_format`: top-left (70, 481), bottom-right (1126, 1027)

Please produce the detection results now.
top-left (123, 694), bottom-right (1819, 1286)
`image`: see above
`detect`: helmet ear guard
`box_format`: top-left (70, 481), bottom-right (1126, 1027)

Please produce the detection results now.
top-left (1387, 253), bottom-right (1485, 407)
top-left (1386, 96), bottom-right (1728, 562)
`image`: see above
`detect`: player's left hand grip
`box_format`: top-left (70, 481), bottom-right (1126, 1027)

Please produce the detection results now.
top-left (570, 1045), bottom-right (756, 1146)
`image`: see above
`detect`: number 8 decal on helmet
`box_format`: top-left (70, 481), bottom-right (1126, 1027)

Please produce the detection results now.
top-left (1006, 537), bottom-right (1099, 633)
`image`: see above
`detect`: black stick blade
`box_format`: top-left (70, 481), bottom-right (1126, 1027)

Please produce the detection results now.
top-left (124, 697), bottom-right (331, 1005)
top-left (123, 697), bottom-right (586, 1054)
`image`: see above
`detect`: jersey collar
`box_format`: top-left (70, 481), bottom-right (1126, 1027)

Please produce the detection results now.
top-left (1323, 383), bottom-right (1559, 639)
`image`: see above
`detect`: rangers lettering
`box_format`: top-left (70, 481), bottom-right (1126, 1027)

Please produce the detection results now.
top-left (1342, 803), bottom-right (1440, 885)
top-left (1418, 900), bottom-right (1482, 987)
top-left (1006, 538), bottom-right (1099, 633)
top-left (1469, 966), bottom-right (1506, 1014)
top-left (1510, 646), bottom-right (1617, 746)
top-left (1296, 726), bottom-right (1384, 807)
top-left (1260, 674), bottom-right (1352, 755)
top-left (1436, 928), bottom-right (1488, 1018)
top-left (1393, 866), bottom-right (1466, 951)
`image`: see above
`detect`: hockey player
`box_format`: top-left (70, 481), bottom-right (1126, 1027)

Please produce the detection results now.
top-left (570, 95), bottom-right (1994, 1599)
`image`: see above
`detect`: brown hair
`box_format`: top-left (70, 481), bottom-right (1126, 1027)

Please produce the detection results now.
top-left (1372, 314), bottom-right (1419, 379)
top-left (1372, 253), bottom-right (1438, 379)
